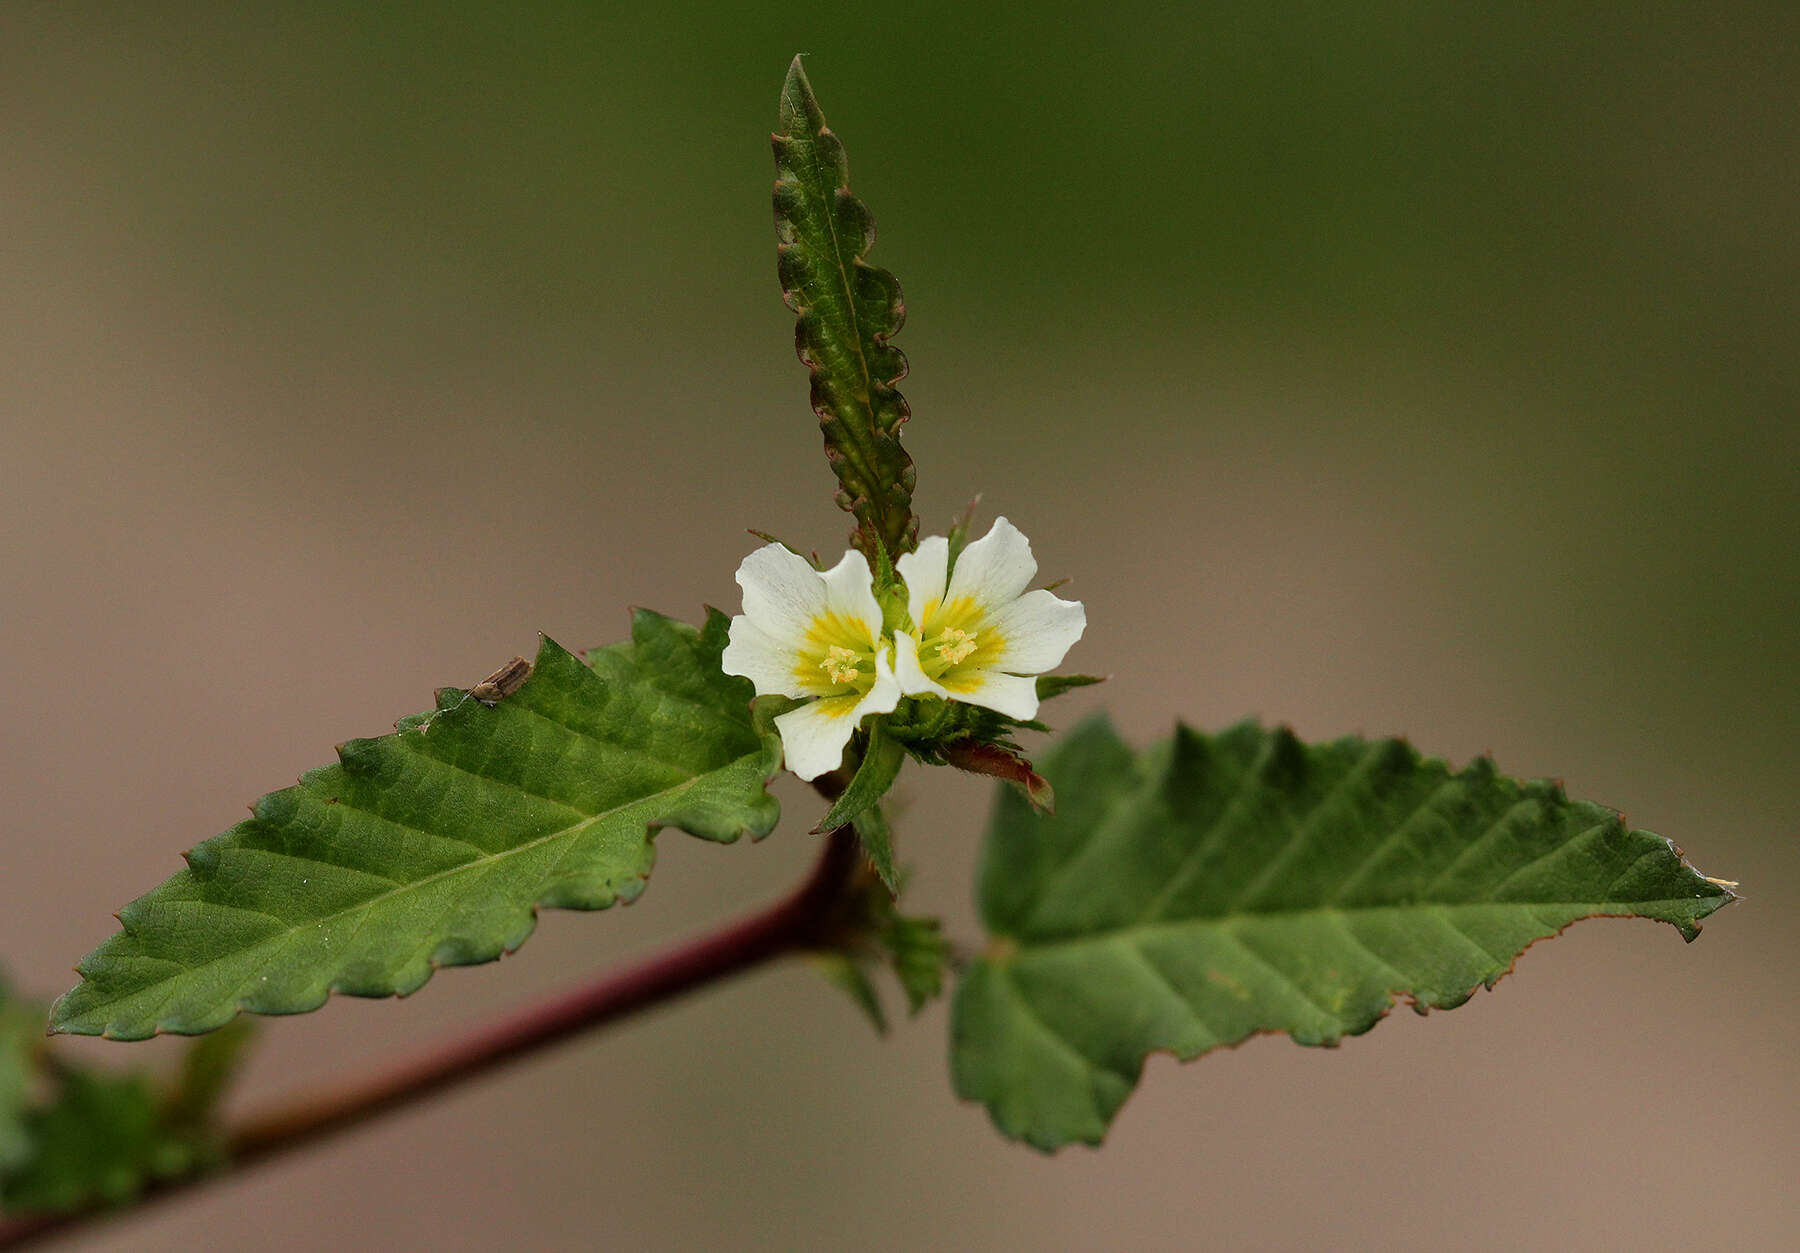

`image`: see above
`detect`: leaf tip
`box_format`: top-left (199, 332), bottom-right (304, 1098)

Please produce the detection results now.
top-left (778, 54), bottom-right (824, 137)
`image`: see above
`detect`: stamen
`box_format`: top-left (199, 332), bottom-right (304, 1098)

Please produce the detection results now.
top-left (935, 627), bottom-right (978, 666)
top-left (819, 645), bottom-right (862, 686)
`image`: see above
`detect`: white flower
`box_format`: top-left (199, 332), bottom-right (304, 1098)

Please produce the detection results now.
top-left (720, 546), bottom-right (901, 781)
top-left (893, 516), bottom-right (1085, 721)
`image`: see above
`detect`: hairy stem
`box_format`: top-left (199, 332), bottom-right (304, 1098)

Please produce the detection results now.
top-left (0, 790), bottom-right (867, 1250)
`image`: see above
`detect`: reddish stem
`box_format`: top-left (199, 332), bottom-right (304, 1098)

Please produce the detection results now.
top-left (0, 824), bottom-right (866, 1250)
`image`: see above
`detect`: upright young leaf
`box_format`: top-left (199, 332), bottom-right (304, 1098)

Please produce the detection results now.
top-left (953, 717), bottom-right (1737, 1151)
top-left (773, 56), bottom-right (916, 560)
top-left (52, 611), bottom-right (781, 1040)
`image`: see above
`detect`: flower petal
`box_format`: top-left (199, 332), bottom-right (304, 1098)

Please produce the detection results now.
top-left (950, 669), bottom-right (1040, 721)
top-left (773, 698), bottom-right (862, 782)
top-left (863, 642), bottom-right (902, 716)
top-left (893, 631), bottom-right (950, 700)
top-left (735, 543), bottom-right (831, 641)
top-left (946, 516), bottom-right (1037, 610)
top-left (896, 536), bottom-right (949, 630)
top-left (817, 549), bottom-right (885, 645)
top-left (721, 615), bottom-right (811, 698)
top-left (898, 633), bottom-right (1039, 719)
top-left (989, 588), bottom-right (1086, 675)
top-left (773, 646), bottom-right (902, 781)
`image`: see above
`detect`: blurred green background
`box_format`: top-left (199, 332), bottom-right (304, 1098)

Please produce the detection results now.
top-left (2, 3), bottom-right (1794, 1249)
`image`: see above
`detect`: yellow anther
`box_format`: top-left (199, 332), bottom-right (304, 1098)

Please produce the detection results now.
top-left (819, 645), bottom-right (862, 686)
top-left (935, 628), bottom-right (978, 666)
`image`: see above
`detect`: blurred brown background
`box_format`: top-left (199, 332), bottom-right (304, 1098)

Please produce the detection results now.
top-left (2, 2), bottom-right (1794, 1249)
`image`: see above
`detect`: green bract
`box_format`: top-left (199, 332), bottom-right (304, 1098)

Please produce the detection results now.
top-left (51, 611), bottom-right (780, 1040)
top-left (952, 718), bottom-right (1736, 1151)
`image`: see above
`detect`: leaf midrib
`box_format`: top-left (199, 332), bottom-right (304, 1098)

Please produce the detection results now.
top-left (990, 895), bottom-right (1721, 959)
top-left (73, 746), bottom-right (764, 1025)
top-left (786, 124), bottom-right (889, 532)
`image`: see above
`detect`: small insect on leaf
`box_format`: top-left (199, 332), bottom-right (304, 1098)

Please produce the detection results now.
top-left (469, 656), bottom-right (532, 706)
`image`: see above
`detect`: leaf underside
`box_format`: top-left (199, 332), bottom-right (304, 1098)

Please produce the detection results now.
top-left (773, 56), bottom-right (916, 560)
top-left (952, 717), bottom-right (1736, 1151)
top-left (52, 611), bottom-right (780, 1040)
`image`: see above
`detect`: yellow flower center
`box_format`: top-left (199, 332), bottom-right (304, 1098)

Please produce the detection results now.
top-left (917, 597), bottom-right (1004, 688)
top-left (934, 628), bottom-right (978, 665)
top-left (792, 611), bottom-right (883, 698)
top-left (819, 645), bottom-right (862, 686)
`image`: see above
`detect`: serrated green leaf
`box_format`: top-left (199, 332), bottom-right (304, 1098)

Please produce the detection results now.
top-left (52, 610), bottom-right (781, 1040)
top-left (773, 56), bottom-right (915, 560)
top-left (1, 1071), bottom-right (208, 1215)
top-left (953, 717), bottom-right (1737, 1151)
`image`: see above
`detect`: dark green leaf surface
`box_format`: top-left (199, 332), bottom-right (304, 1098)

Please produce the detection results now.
top-left (52, 611), bottom-right (780, 1040)
top-left (773, 56), bottom-right (916, 559)
top-left (953, 718), bottom-right (1736, 1151)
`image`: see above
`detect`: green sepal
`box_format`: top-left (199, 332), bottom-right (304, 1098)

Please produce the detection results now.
top-left (1036, 674), bottom-right (1105, 702)
top-left (954, 716), bottom-right (1738, 1151)
top-left (813, 881), bottom-right (950, 1033)
top-left (745, 531), bottom-right (821, 569)
top-left (812, 952), bottom-right (888, 1035)
top-left (816, 723), bottom-right (906, 835)
top-left (851, 804), bottom-right (900, 899)
top-left (945, 496), bottom-right (981, 571)
top-left (773, 56), bottom-right (916, 560)
top-left (52, 611), bottom-right (782, 1040)
top-left (942, 739), bottom-right (1054, 814)
top-left (813, 724), bottom-right (906, 896)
